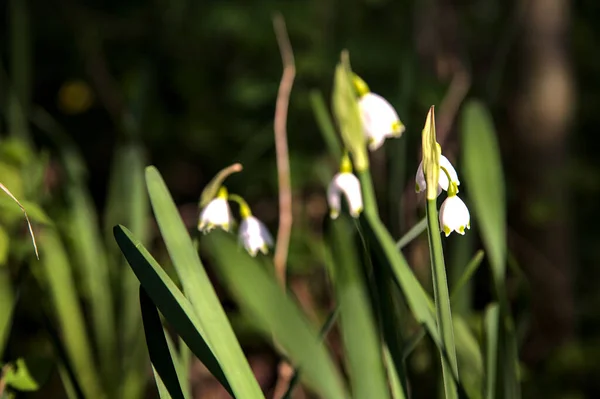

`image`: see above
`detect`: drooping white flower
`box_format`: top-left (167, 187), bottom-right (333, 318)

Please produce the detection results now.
top-left (198, 191), bottom-right (233, 233)
top-left (439, 195), bottom-right (470, 237)
top-left (238, 216), bottom-right (273, 256)
top-left (415, 155), bottom-right (460, 194)
top-left (359, 93), bottom-right (405, 151)
top-left (327, 172), bottom-right (363, 219)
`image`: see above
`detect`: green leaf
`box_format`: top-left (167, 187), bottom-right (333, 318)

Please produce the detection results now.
top-left (309, 90), bottom-right (342, 159)
top-left (461, 100), bottom-right (520, 398)
top-left (0, 226), bottom-right (9, 266)
top-left (454, 317), bottom-right (484, 399)
top-left (384, 346), bottom-right (407, 399)
top-left (103, 142), bottom-right (149, 398)
top-left (66, 184), bottom-right (115, 386)
top-left (484, 304), bottom-right (500, 399)
top-left (451, 250), bottom-right (485, 304)
top-left (282, 308), bottom-right (339, 399)
top-left (113, 225), bottom-right (231, 395)
top-left (145, 166), bottom-right (262, 398)
top-left (395, 217), bottom-right (427, 250)
top-left (4, 357), bottom-right (53, 392)
top-left (202, 231), bottom-right (348, 399)
top-left (461, 100), bottom-right (505, 284)
top-left (357, 170), bottom-right (441, 351)
top-left (329, 216), bottom-right (391, 399)
top-left (38, 230), bottom-right (104, 399)
top-left (140, 287), bottom-right (187, 399)
top-left (0, 268), bottom-right (13, 358)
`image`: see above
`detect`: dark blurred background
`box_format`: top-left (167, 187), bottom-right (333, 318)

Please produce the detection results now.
top-left (1, 0), bottom-right (599, 397)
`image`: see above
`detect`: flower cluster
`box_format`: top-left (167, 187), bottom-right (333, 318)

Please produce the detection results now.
top-left (198, 186), bottom-right (273, 256)
top-left (325, 73), bottom-right (470, 237)
top-left (416, 151), bottom-right (470, 237)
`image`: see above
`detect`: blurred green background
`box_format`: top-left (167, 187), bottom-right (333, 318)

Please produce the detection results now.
top-left (0, 0), bottom-right (598, 398)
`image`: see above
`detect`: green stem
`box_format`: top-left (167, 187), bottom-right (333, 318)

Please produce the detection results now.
top-left (426, 199), bottom-right (458, 399)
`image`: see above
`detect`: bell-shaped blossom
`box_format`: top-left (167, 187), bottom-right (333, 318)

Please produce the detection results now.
top-left (415, 155), bottom-right (460, 195)
top-left (439, 195), bottom-right (470, 237)
top-left (327, 172), bottom-right (363, 219)
top-left (238, 216), bottom-right (273, 256)
top-left (198, 196), bottom-right (232, 233)
top-left (358, 93), bottom-right (405, 151)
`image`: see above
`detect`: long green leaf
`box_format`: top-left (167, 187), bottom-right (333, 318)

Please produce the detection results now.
top-left (484, 304), bottom-right (500, 399)
top-left (282, 308), bottom-right (340, 399)
top-left (461, 101), bottom-right (505, 285)
top-left (426, 199), bottom-right (459, 399)
top-left (0, 270), bottom-right (13, 359)
top-left (451, 250), bottom-right (485, 304)
top-left (202, 231), bottom-right (348, 399)
top-left (104, 142), bottom-right (149, 399)
top-left (67, 184), bottom-right (115, 387)
top-left (330, 216), bottom-right (391, 399)
top-left (395, 218), bottom-right (427, 250)
top-left (309, 90), bottom-right (342, 159)
top-left (357, 170), bottom-right (441, 349)
top-left (38, 230), bottom-right (104, 399)
top-left (145, 166), bottom-right (262, 398)
top-left (164, 329), bottom-right (191, 399)
top-left (113, 225), bottom-right (232, 395)
top-left (140, 287), bottom-right (186, 399)
top-left (8, 0), bottom-right (31, 143)
top-left (461, 100), bottom-right (520, 398)
top-left (454, 316), bottom-right (484, 399)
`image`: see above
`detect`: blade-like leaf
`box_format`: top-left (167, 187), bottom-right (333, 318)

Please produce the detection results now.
top-left (38, 230), bottom-right (103, 399)
top-left (67, 184), bottom-right (115, 386)
top-left (395, 218), bottom-right (427, 250)
top-left (140, 287), bottom-right (186, 399)
top-left (113, 225), bottom-right (231, 395)
top-left (461, 101), bottom-right (505, 285)
top-left (104, 142), bottom-right (149, 399)
top-left (330, 216), bottom-right (391, 399)
top-left (309, 89), bottom-right (342, 159)
top-left (454, 317), bottom-right (484, 399)
top-left (282, 308), bottom-right (339, 399)
top-left (451, 250), bottom-right (485, 304)
top-left (484, 304), bottom-right (500, 399)
top-left (462, 100), bottom-right (520, 398)
top-left (145, 166), bottom-right (262, 398)
top-left (203, 231), bottom-right (348, 399)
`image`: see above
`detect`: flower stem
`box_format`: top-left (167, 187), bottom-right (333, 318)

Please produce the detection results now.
top-left (426, 198), bottom-right (459, 399)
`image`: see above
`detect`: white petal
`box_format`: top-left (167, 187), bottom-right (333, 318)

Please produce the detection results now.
top-left (439, 155), bottom-right (460, 191)
top-left (439, 195), bottom-right (470, 237)
top-left (239, 216), bottom-right (273, 256)
top-left (415, 161), bottom-right (426, 193)
top-left (199, 198), bottom-right (232, 232)
top-left (359, 93), bottom-right (403, 150)
top-left (327, 172), bottom-right (363, 218)
top-left (414, 155), bottom-right (459, 195)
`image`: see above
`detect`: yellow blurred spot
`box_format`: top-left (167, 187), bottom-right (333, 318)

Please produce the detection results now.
top-left (57, 80), bottom-right (94, 115)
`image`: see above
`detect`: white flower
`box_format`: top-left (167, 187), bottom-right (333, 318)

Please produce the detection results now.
top-left (415, 155), bottom-right (460, 194)
top-left (359, 93), bottom-right (405, 151)
top-left (238, 216), bottom-right (273, 256)
top-left (198, 197), bottom-right (233, 232)
top-left (439, 195), bottom-right (470, 237)
top-left (327, 172), bottom-right (363, 219)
